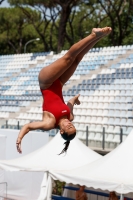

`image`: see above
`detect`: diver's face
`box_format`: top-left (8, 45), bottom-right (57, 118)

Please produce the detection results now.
top-left (60, 119), bottom-right (76, 135)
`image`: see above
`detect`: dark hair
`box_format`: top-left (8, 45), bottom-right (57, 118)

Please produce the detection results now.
top-left (59, 132), bottom-right (76, 155)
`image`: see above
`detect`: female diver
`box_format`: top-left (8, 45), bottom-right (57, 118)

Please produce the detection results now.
top-left (16, 27), bottom-right (112, 154)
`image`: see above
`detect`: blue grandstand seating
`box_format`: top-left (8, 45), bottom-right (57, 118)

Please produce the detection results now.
top-left (0, 45), bottom-right (133, 149)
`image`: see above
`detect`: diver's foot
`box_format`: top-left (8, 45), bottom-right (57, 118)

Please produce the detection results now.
top-left (92, 27), bottom-right (112, 38)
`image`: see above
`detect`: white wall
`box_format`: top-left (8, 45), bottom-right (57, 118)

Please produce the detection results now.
top-left (0, 135), bottom-right (6, 199)
top-left (0, 129), bottom-right (49, 200)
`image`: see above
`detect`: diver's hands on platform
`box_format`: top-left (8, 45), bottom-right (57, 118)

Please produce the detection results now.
top-left (16, 137), bottom-right (22, 153)
top-left (74, 94), bottom-right (80, 105)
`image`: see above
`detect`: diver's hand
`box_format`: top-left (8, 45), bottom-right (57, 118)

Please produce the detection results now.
top-left (16, 137), bottom-right (22, 154)
top-left (74, 94), bottom-right (80, 105)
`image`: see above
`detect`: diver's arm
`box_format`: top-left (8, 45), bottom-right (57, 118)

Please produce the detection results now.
top-left (67, 94), bottom-right (80, 121)
top-left (16, 121), bottom-right (53, 153)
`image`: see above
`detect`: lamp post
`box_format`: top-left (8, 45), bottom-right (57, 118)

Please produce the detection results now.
top-left (24, 38), bottom-right (40, 53)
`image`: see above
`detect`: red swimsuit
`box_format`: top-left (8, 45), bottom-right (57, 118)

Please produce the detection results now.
top-left (40, 79), bottom-right (70, 127)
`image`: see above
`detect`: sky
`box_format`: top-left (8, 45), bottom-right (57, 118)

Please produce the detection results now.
top-left (0, 0), bottom-right (10, 7)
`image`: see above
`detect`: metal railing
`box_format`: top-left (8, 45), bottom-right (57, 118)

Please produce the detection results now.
top-left (2, 122), bottom-right (125, 148)
top-left (5, 120), bottom-right (20, 130)
top-left (63, 186), bottom-right (132, 200)
top-left (85, 126), bottom-right (124, 149)
top-left (3, 120), bottom-right (43, 131)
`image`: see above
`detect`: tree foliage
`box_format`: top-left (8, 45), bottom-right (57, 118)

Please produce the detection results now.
top-left (9, 0), bottom-right (85, 52)
top-left (52, 180), bottom-right (66, 196)
top-left (96, 0), bottom-right (133, 46)
top-left (0, 7), bottom-right (41, 54)
top-left (0, 0), bottom-right (5, 5)
top-left (0, 0), bottom-right (132, 54)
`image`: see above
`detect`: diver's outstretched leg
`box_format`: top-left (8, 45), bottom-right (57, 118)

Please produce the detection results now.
top-left (39, 27), bottom-right (112, 89)
top-left (59, 28), bottom-right (112, 84)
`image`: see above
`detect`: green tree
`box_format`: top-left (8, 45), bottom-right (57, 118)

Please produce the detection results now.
top-left (65, 1), bottom-right (109, 49)
top-left (8, 0), bottom-right (92, 52)
top-left (8, 0), bottom-right (59, 51)
top-left (73, 0), bottom-right (133, 47)
top-left (0, 7), bottom-right (40, 54)
top-left (0, 0), bottom-right (5, 5)
top-left (96, 0), bottom-right (133, 46)
top-left (0, 0), bottom-right (132, 55)
top-left (52, 180), bottom-right (66, 196)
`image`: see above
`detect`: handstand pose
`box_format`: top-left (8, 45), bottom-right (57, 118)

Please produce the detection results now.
top-left (16, 27), bottom-right (112, 154)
